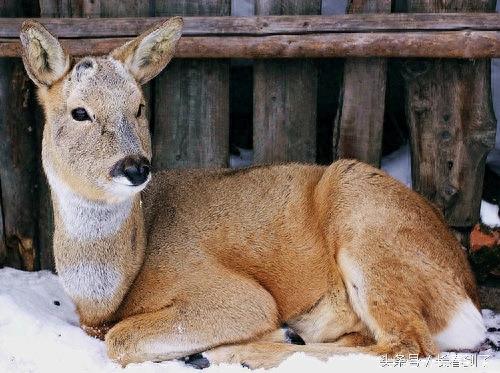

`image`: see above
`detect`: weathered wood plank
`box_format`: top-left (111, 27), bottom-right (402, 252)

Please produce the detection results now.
top-left (152, 1), bottom-right (230, 170)
top-left (38, 1), bottom-right (151, 18)
top-left (406, 0), bottom-right (496, 12)
top-left (253, 0), bottom-right (320, 164)
top-left (39, 0), bottom-right (98, 17)
top-left (0, 187), bottom-right (5, 266)
top-left (2, 14), bottom-right (500, 58)
top-left (37, 0), bottom-right (151, 271)
top-left (4, 13), bottom-right (500, 38)
top-left (2, 30), bottom-right (500, 58)
top-left (404, 0), bottom-right (497, 227)
top-left (336, 0), bottom-right (391, 167)
top-left (32, 104), bottom-right (53, 271)
top-left (0, 1), bottom-right (39, 270)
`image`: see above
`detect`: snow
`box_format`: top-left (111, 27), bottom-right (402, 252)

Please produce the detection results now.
top-left (381, 144), bottom-right (412, 188)
top-left (480, 201), bottom-right (500, 228)
top-left (229, 147), bottom-right (253, 169)
top-left (0, 267), bottom-right (499, 373)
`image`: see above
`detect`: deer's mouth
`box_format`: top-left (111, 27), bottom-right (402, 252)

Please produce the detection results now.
top-left (112, 173), bottom-right (151, 188)
top-left (106, 173), bottom-right (151, 199)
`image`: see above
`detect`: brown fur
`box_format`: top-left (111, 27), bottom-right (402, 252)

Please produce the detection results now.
top-left (20, 19), bottom-right (483, 369)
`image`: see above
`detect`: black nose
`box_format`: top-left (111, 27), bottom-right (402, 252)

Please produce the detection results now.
top-left (111, 156), bottom-right (151, 186)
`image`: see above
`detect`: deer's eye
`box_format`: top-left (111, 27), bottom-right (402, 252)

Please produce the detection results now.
top-left (71, 108), bottom-right (91, 121)
top-left (136, 104), bottom-right (145, 118)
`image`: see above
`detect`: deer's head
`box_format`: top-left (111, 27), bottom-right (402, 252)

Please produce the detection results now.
top-left (20, 18), bottom-right (183, 203)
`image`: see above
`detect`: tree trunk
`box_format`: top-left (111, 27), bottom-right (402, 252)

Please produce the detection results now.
top-left (253, 0), bottom-right (321, 164)
top-left (404, 0), bottom-right (497, 227)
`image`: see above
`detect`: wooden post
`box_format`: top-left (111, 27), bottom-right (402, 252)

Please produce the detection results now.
top-left (0, 0), bottom-right (40, 270)
top-left (152, 1), bottom-right (231, 170)
top-left (0, 192), bottom-right (5, 266)
top-left (38, 0), bottom-right (151, 270)
top-left (404, 0), bottom-right (497, 227)
top-left (335, 0), bottom-right (391, 167)
top-left (253, 0), bottom-right (321, 164)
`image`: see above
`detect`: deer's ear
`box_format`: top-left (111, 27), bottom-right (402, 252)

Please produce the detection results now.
top-left (20, 20), bottom-right (70, 87)
top-left (111, 17), bottom-right (183, 85)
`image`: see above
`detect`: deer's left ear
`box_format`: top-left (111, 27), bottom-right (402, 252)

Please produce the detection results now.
top-left (111, 17), bottom-right (183, 85)
top-left (20, 20), bottom-right (70, 87)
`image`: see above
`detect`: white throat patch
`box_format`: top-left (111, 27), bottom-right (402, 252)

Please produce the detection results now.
top-left (44, 165), bottom-right (133, 241)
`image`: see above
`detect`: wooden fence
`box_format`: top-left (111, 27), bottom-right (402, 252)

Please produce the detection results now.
top-left (0, 0), bottom-right (498, 271)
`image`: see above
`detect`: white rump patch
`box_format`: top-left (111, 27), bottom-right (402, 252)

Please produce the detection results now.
top-left (434, 299), bottom-right (486, 351)
top-left (480, 200), bottom-right (500, 228)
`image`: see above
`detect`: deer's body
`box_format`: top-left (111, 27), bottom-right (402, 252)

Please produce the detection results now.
top-left (20, 19), bottom-right (486, 368)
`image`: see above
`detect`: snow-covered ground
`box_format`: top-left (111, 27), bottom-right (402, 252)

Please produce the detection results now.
top-left (0, 267), bottom-right (499, 373)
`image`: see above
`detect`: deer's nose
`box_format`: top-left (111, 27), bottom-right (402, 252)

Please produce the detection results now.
top-left (111, 156), bottom-right (151, 186)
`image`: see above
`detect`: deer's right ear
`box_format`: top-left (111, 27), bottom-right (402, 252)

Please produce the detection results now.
top-left (110, 17), bottom-right (183, 85)
top-left (20, 20), bottom-right (70, 87)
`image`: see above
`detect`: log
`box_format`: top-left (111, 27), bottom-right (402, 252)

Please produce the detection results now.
top-left (0, 1), bottom-right (39, 270)
top-left (336, 0), bottom-right (391, 167)
top-left (152, 1), bottom-right (230, 170)
top-left (253, 0), bottom-right (320, 164)
top-left (404, 0), bottom-right (497, 227)
top-left (2, 14), bottom-right (500, 38)
top-left (2, 30), bottom-right (500, 58)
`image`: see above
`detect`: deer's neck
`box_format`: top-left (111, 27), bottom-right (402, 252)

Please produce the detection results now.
top-left (52, 177), bottom-right (134, 241)
top-left (45, 164), bottom-right (145, 326)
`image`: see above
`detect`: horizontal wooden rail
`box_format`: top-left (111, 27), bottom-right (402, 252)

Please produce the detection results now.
top-left (2, 14), bottom-right (500, 37)
top-left (1, 14), bottom-right (500, 58)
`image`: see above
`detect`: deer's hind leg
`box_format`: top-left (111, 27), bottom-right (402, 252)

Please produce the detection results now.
top-left (105, 268), bottom-right (281, 366)
top-left (204, 341), bottom-right (381, 369)
top-left (337, 248), bottom-right (439, 357)
top-left (205, 324), bottom-right (431, 370)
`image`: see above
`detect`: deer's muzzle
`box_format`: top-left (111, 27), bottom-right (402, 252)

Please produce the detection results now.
top-left (111, 156), bottom-right (151, 186)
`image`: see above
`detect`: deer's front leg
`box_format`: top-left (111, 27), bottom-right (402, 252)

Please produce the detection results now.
top-left (105, 272), bottom-right (280, 366)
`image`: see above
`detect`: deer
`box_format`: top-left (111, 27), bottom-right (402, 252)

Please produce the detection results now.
top-left (19, 18), bottom-right (486, 369)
